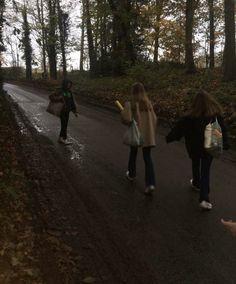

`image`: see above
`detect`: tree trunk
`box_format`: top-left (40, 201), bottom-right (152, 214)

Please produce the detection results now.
top-left (100, 15), bottom-right (107, 58)
top-left (57, 0), bottom-right (67, 78)
top-left (223, 0), bottom-right (236, 81)
top-left (185, 0), bottom-right (198, 73)
top-left (37, 0), bottom-right (47, 78)
top-left (153, 0), bottom-right (164, 64)
top-left (108, 0), bottom-right (135, 74)
top-left (84, 0), bottom-right (97, 74)
top-left (94, 15), bottom-right (99, 57)
top-left (22, 6), bottom-right (32, 80)
top-left (0, 0), bottom-right (5, 91)
top-left (79, 1), bottom-right (85, 71)
top-left (47, 0), bottom-right (57, 80)
top-left (208, 0), bottom-right (215, 69)
top-left (122, 0), bottom-right (135, 62)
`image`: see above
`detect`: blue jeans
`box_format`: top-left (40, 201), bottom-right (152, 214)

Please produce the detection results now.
top-left (128, 146), bottom-right (156, 187)
top-left (191, 156), bottom-right (213, 202)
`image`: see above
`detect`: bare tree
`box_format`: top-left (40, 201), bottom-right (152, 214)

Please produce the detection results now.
top-left (47, 0), bottom-right (57, 79)
top-left (84, 0), bottom-right (97, 74)
top-left (0, 0), bottom-right (5, 90)
top-left (185, 0), bottom-right (199, 73)
top-left (36, 0), bottom-right (47, 78)
top-left (223, 0), bottom-right (236, 81)
top-left (208, 0), bottom-right (215, 68)
top-left (79, 0), bottom-right (85, 71)
top-left (22, 3), bottom-right (32, 80)
top-left (57, 0), bottom-right (68, 78)
top-left (154, 0), bottom-right (164, 64)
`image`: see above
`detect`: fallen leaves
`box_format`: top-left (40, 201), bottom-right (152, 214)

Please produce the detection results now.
top-left (83, 276), bottom-right (96, 283)
top-left (0, 95), bottom-right (44, 283)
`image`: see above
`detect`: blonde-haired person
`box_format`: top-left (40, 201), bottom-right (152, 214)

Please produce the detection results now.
top-left (166, 90), bottom-right (229, 210)
top-left (121, 82), bottom-right (157, 195)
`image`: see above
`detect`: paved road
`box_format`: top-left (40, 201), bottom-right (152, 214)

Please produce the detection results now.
top-left (4, 83), bottom-right (236, 283)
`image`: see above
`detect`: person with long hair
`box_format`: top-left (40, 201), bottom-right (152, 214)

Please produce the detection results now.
top-left (121, 82), bottom-right (157, 195)
top-left (49, 79), bottom-right (78, 144)
top-left (166, 89), bottom-right (229, 210)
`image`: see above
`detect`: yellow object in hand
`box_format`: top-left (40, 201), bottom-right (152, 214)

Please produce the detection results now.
top-left (115, 100), bottom-right (124, 111)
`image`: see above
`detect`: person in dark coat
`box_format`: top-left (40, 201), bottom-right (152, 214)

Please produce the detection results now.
top-left (49, 79), bottom-right (78, 144)
top-left (166, 89), bottom-right (229, 210)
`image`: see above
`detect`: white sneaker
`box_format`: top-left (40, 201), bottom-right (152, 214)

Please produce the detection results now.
top-left (199, 200), bottom-right (213, 210)
top-left (144, 185), bottom-right (155, 195)
top-left (58, 137), bottom-right (65, 144)
top-left (58, 137), bottom-right (71, 145)
top-left (126, 171), bottom-right (135, 181)
top-left (190, 179), bottom-right (200, 192)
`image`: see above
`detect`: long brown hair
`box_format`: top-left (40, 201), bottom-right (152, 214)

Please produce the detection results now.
top-left (190, 89), bottom-right (223, 118)
top-left (131, 82), bottom-right (152, 112)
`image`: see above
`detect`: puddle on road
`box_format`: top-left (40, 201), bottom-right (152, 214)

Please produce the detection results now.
top-left (31, 115), bottom-right (46, 133)
top-left (66, 136), bottom-right (85, 162)
top-left (9, 91), bottom-right (86, 166)
top-left (18, 121), bottom-right (29, 136)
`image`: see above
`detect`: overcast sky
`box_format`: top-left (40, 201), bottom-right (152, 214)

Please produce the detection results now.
top-left (3, 0), bottom-right (82, 70)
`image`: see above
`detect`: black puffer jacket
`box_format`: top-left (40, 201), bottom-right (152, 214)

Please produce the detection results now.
top-left (166, 115), bottom-right (229, 159)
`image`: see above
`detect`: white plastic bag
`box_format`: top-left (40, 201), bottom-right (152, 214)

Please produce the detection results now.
top-left (204, 117), bottom-right (223, 158)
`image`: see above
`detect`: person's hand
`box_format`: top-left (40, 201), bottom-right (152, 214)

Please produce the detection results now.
top-left (221, 219), bottom-right (236, 237)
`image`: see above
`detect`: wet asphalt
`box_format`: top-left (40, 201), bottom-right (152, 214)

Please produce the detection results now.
top-left (4, 83), bottom-right (236, 284)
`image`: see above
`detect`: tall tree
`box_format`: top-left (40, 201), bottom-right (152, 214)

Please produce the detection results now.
top-left (223, 0), bottom-right (235, 81)
top-left (0, 0), bottom-right (5, 90)
top-left (79, 0), bottom-right (85, 71)
top-left (22, 4), bottom-right (32, 80)
top-left (47, 0), bottom-right (57, 79)
top-left (208, 0), bottom-right (215, 68)
top-left (185, 0), bottom-right (199, 73)
top-left (57, 0), bottom-right (69, 78)
top-left (153, 0), bottom-right (164, 64)
top-left (84, 0), bottom-right (97, 74)
top-left (36, 0), bottom-right (47, 78)
top-left (108, 0), bottom-right (135, 74)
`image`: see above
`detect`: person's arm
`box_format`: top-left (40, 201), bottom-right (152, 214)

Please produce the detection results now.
top-left (166, 117), bottom-right (187, 143)
top-left (71, 93), bottom-right (78, 116)
top-left (221, 219), bottom-right (236, 236)
top-left (121, 102), bottom-right (132, 125)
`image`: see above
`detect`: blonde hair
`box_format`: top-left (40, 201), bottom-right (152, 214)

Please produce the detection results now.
top-left (131, 82), bottom-right (152, 111)
top-left (190, 89), bottom-right (223, 118)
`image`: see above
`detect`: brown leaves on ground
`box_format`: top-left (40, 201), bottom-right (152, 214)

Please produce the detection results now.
top-left (0, 95), bottom-right (87, 283)
top-left (0, 95), bottom-right (44, 283)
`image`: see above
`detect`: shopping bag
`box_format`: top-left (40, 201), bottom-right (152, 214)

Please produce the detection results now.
top-left (46, 101), bottom-right (64, 117)
top-left (204, 117), bottom-right (223, 158)
top-left (123, 119), bottom-right (142, 147)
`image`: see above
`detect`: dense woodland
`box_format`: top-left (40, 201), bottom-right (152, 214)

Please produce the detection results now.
top-left (0, 0), bottom-right (236, 88)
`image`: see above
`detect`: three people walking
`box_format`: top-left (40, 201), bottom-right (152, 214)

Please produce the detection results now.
top-left (49, 80), bottom-right (230, 210)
